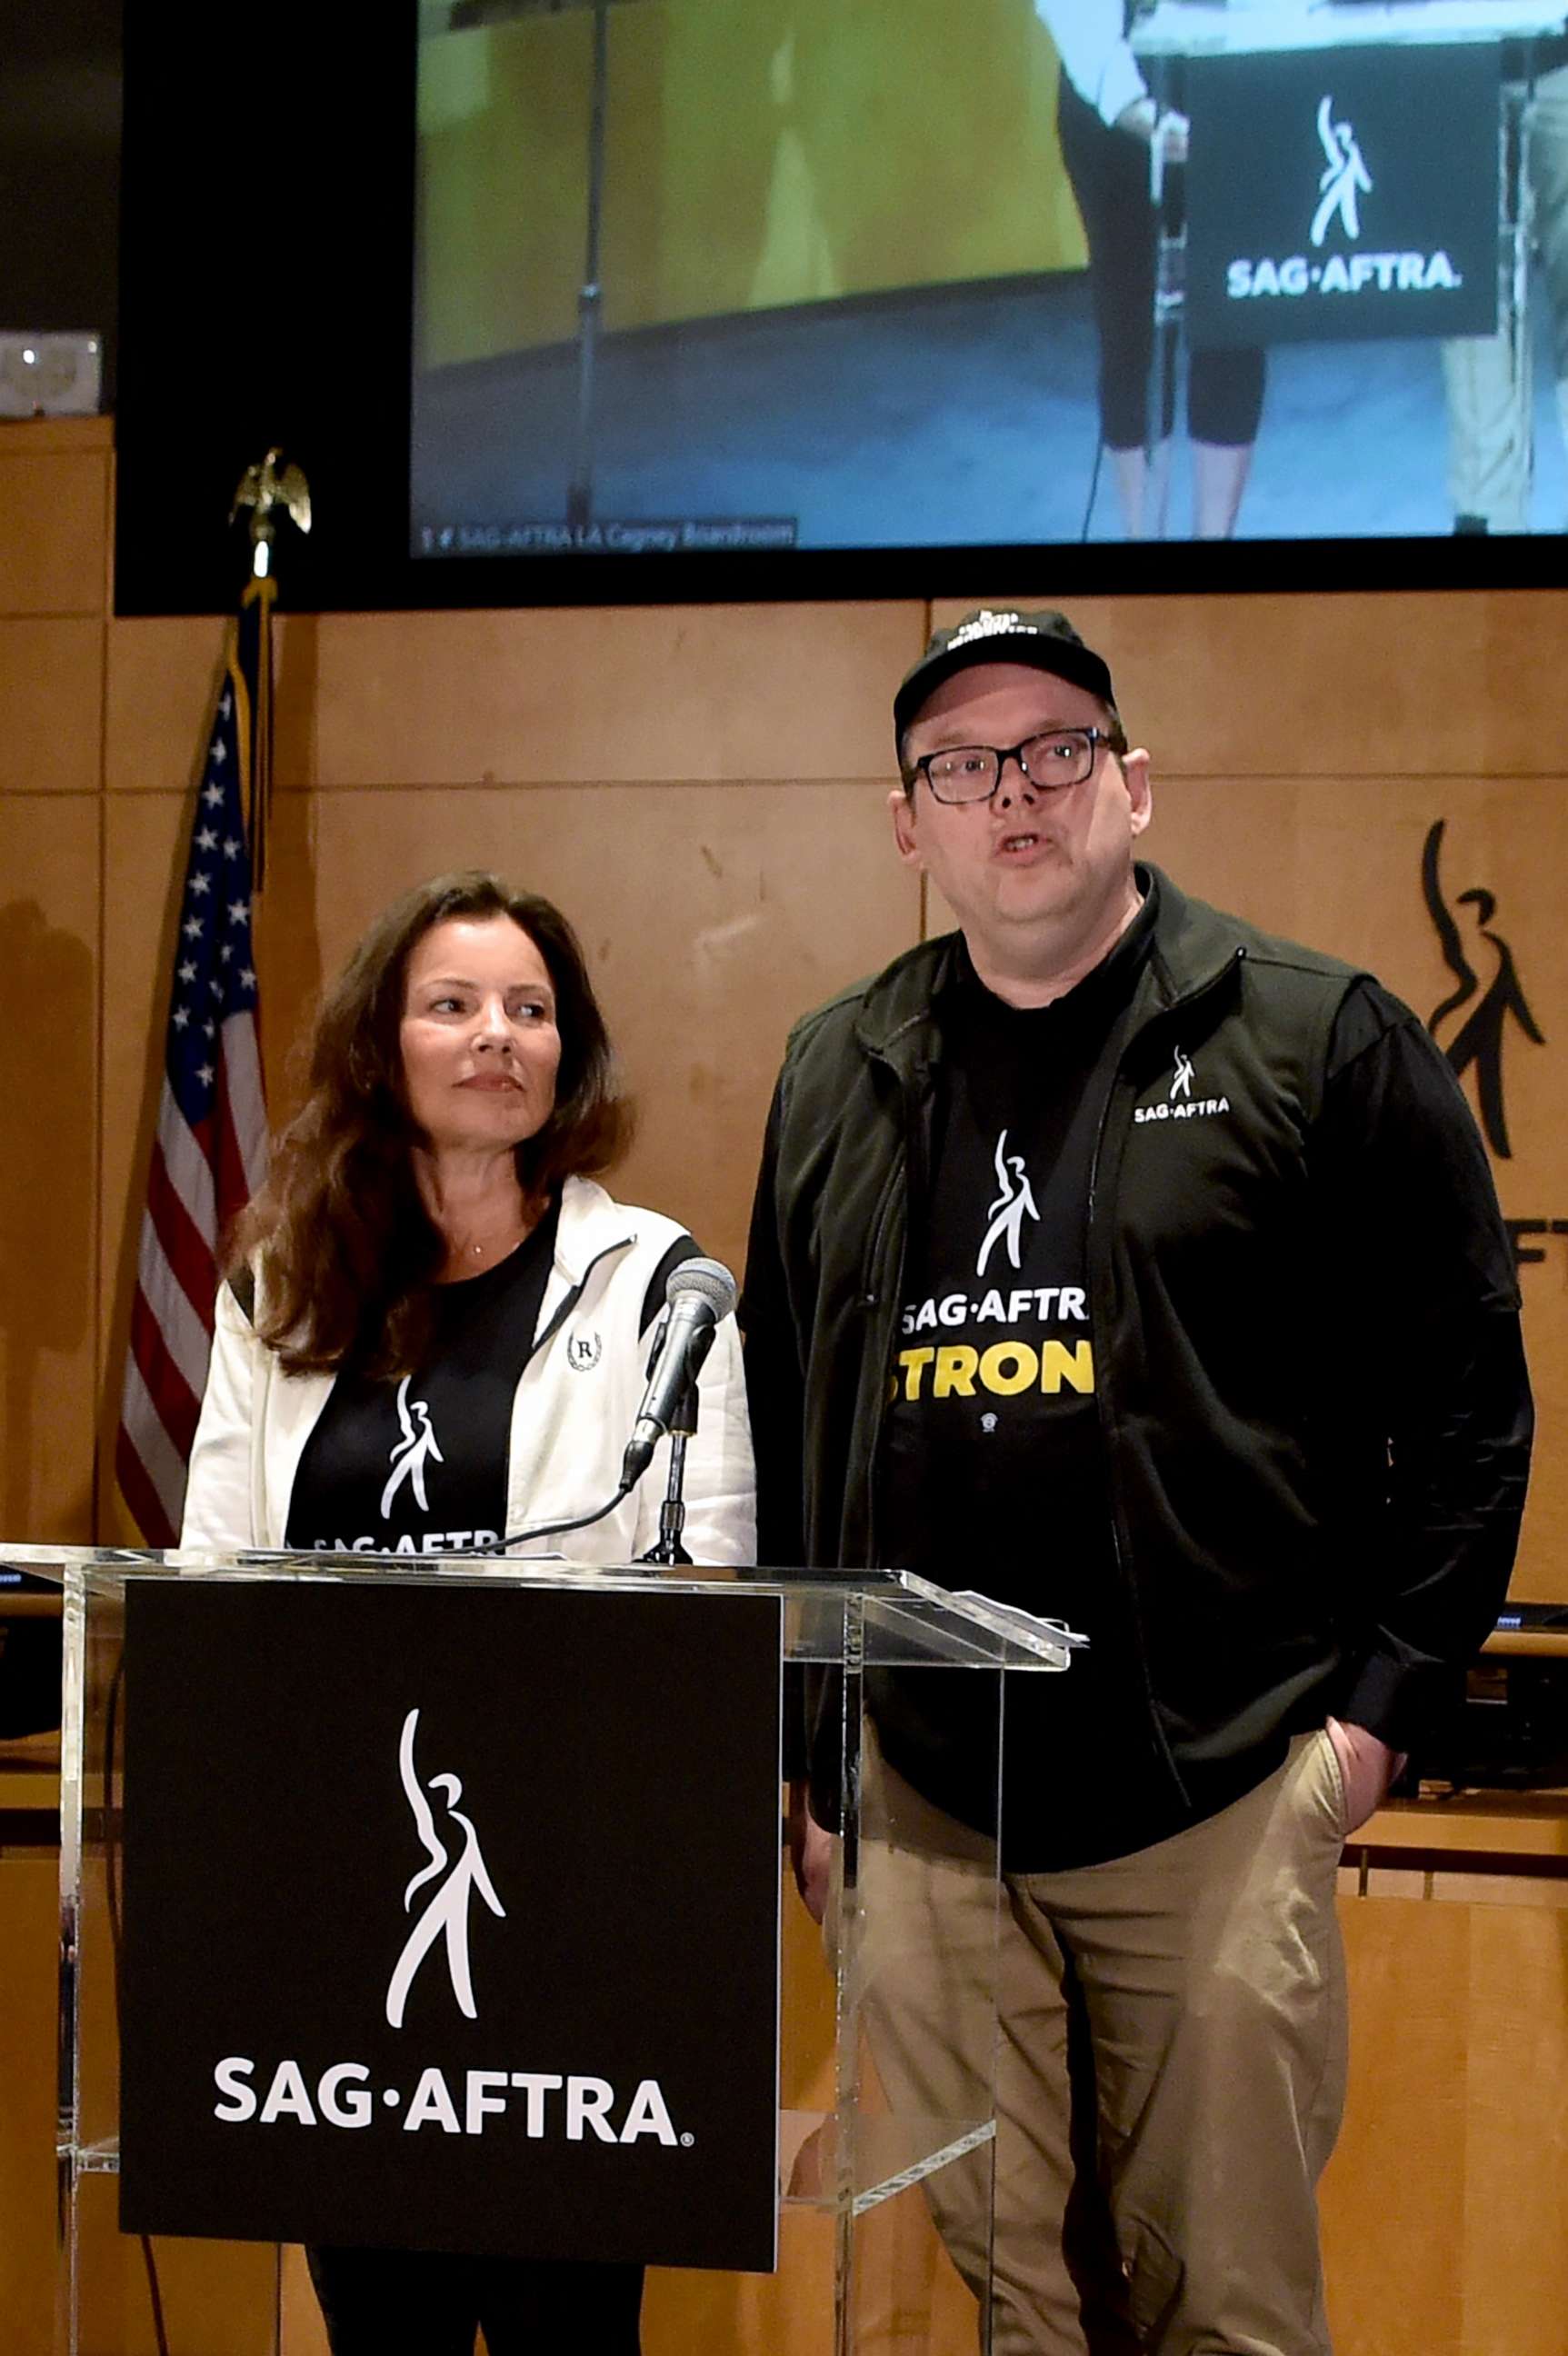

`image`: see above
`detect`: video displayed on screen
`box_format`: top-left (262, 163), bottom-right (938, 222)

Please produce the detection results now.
top-left (410, 0), bottom-right (1568, 556)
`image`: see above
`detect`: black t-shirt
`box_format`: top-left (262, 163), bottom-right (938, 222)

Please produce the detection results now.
top-left (285, 1202), bottom-right (560, 1556)
top-left (874, 899), bottom-right (1166, 1871)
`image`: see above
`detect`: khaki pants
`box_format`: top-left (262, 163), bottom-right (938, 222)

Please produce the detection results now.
top-left (853, 1732), bottom-right (1350, 2356)
top-left (1442, 63), bottom-right (1568, 529)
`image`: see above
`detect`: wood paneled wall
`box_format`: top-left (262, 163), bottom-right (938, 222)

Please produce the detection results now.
top-left (0, 416), bottom-right (109, 1543)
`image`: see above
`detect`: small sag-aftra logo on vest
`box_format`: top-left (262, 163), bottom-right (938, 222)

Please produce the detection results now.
top-left (1135, 1048), bottom-right (1229, 1126)
top-left (1423, 819), bottom-right (1544, 1160)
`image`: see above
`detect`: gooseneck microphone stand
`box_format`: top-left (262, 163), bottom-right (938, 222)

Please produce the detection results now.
top-left (639, 1371), bottom-right (700, 1567)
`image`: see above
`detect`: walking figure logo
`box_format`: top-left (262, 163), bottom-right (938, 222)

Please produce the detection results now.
top-left (385, 1708), bottom-right (505, 2029)
top-left (1422, 819), bottom-right (1544, 1160)
top-left (1311, 97), bottom-right (1373, 246)
top-left (1169, 1046), bottom-right (1195, 1103)
top-left (977, 1130), bottom-right (1040, 1278)
top-left (380, 1377), bottom-right (444, 1520)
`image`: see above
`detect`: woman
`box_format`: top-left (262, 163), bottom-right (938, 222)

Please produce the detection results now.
top-left (182, 869), bottom-right (754, 2353)
top-left (1038, 0), bottom-right (1266, 540)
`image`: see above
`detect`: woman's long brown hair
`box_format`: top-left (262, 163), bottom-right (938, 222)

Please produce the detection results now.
top-left (231, 872), bottom-right (631, 1376)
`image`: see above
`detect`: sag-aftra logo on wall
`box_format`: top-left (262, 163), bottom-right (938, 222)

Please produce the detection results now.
top-left (118, 1579), bottom-right (783, 2270)
top-left (1423, 821), bottom-right (1544, 1163)
top-left (1421, 819), bottom-right (1560, 1280)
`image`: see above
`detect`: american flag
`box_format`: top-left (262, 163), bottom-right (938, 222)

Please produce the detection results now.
top-left (116, 613), bottom-right (269, 1546)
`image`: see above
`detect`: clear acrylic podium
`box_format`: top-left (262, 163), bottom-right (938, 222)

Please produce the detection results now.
top-left (12, 1544), bottom-right (1072, 2356)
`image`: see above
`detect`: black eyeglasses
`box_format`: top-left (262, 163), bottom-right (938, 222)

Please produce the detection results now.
top-left (905, 725), bottom-right (1126, 805)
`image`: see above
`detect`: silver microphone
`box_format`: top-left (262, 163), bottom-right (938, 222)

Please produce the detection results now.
top-left (620, 1257), bottom-right (737, 1489)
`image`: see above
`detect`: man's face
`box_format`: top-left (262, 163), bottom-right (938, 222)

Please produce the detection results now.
top-left (891, 662), bottom-right (1152, 973)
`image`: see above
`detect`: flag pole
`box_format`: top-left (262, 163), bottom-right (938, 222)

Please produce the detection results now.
top-left (228, 449), bottom-right (310, 898)
top-left (113, 459), bottom-right (306, 1545)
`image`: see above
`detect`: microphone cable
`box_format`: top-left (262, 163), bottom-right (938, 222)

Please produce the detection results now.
top-left (462, 1479), bottom-right (637, 1560)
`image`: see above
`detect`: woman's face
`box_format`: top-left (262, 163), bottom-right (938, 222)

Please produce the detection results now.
top-left (399, 915), bottom-right (562, 1158)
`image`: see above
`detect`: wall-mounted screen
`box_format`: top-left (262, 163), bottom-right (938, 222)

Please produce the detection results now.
top-left (410, 0), bottom-right (1568, 561)
top-left (115, 0), bottom-right (1568, 614)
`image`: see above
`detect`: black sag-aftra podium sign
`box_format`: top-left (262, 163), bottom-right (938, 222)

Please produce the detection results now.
top-left (1185, 43), bottom-right (1498, 347)
top-left (118, 1579), bottom-right (783, 2271)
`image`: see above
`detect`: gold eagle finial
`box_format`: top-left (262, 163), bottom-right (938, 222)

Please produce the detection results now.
top-left (230, 449), bottom-right (312, 577)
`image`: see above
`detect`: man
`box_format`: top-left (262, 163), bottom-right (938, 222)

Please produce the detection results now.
top-left (742, 608), bottom-right (1533, 2354)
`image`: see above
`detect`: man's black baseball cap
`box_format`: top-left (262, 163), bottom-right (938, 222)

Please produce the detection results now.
top-left (894, 608), bottom-right (1117, 751)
